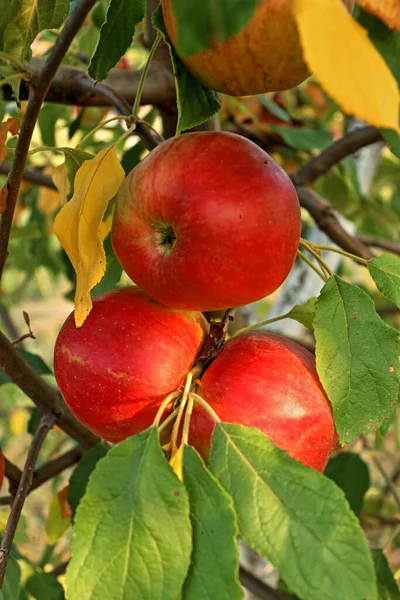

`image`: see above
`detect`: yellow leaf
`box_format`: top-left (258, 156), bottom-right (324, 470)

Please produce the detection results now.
top-left (358, 0), bottom-right (400, 31)
top-left (53, 146), bottom-right (125, 327)
top-left (170, 446), bottom-right (183, 481)
top-left (52, 162), bottom-right (70, 202)
top-left (293, 0), bottom-right (400, 131)
top-left (0, 118), bottom-right (20, 163)
top-left (37, 167), bottom-right (64, 216)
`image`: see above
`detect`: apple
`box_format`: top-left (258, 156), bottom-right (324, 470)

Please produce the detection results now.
top-left (54, 287), bottom-right (208, 442)
top-left (161, 0), bottom-right (356, 96)
top-left (0, 449), bottom-right (4, 488)
top-left (111, 131), bottom-right (301, 311)
top-left (189, 332), bottom-right (337, 472)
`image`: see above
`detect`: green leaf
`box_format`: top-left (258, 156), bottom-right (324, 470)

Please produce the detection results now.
top-left (63, 148), bottom-right (93, 198)
top-left (369, 253), bottom-right (400, 308)
top-left (182, 446), bottom-right (242, 600)
top-left (3, 554), bottom-right (21, 600)
top-left (89, 0), bottom-right (145, 82)
top-left (257, 94), bottom-right (291, 123)
top-left (91, 235), bottom-right (123, 297)
top-left (25, 573), bottom-right (65, 600)
top-left (372, 550), bottom-right (400, 599)
top-left (271, 126), bottom-right (334, 151)
top-left (68, 444), bottom-right (108, 518)
top-left (381, 129), bottom-right (400, 159)
top-left (121, 141), bottom-right (145, 174)
top-left (210, 423), bottom-right (377, 600)
top-left (153, 6), bottom-right (221, 134)
top-left (286, 297), bottom-right (317, 330)
top-left (315, 275), bottom-right (399, 443)
top-left (169, 0), bottom-right (257, 56)
top-left (45, 493), bottom-right (71, 545)
top-left (0, 0), bottom-right (70, 96)
top-left (38, 105), bottom-right (70, 148)
top-left (66, 428), bottom-right (191, 600)
top-left (324, 453), bottom-right (370, 516)
top-left (0, 349), bottom-right (52, 386)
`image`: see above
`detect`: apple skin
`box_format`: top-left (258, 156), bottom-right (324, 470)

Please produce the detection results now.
top-left (189, 332), bottom-right (337, 472)
top-left (161, 0), bottom-right (355, 96)
top-left (111, 131), bottom-right (301, 312)
top-left (54, 287), bottom-right (208, 443)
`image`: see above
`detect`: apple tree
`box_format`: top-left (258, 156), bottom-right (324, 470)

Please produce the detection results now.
top-left (0, 1), bottom-right (399, 599)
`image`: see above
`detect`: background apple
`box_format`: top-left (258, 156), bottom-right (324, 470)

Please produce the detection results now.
top-left (161, 0), bottom-right (356, 96)
top-left (112, 131), bottom-right (301, 311)
top-left (189, 332), bottom-right (337, 472)
top-left (54, 287), bottom-right (208, 442)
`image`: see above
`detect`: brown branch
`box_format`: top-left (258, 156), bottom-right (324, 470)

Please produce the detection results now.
top-left (357, 234), bottom-right (400, 256)
top-left (0, 330), bottom-right (99, 449)
top-left (291, 126), bottom-right (383, 187)
top-left (0, 412), bottom-right (56, 587)
top-left (296, 187), bottom-right (374, 261)
top-left (3, 457), bottom-right (22, 488)
top-left (0, 164), bottom-right (55, 189)
top-left (239, 565), bottom-right (287, 600)
top-left (0, 0), bottom-right (97, 279)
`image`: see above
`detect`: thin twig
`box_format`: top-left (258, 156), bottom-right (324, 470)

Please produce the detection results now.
top-left (239, 565), bottom-right (287, 600)
top-left (0, 0), bottom-right (97, 279)
top-left (0, 164), bottom-right (55, 189)
top-left (0, 412), bottom-right (56, 587)
top-left (372, 456), bottom-right (400, 513)
top-left (357, 234), bottom-right (400, 257)
top-left (3, 458), bottom-right (23, 488)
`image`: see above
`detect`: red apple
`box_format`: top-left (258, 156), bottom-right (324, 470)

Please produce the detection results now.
top-left (161, 0), bottom-right (355, 96)
top-left (0, 449), bottom-right (4, 488)
top-left (111, 132), bottom-right (301, 311)
top-left (54, 287), bottom-right (208, 442)
top-left (189, 332), bottom-right (337, 472)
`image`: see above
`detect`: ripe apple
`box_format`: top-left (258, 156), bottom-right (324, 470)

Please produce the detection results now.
top-left (189, 332), bottom-right (337, 472)
top-left (0, 449), bottom-right (4, 488)
top-left (111, 131), bottom-right (301, 311)
top-left (161, 0), bottom-right (356, 96)
top-left (54, 287), bottom-right (208, 442)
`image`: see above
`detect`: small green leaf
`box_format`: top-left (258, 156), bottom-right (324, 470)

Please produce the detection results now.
top-left (89, 0), bottom-right (145, 82)
top-left (381, 129), bottom-right (400, 159)
top-left (369, 253), bottom-right (400, 308)
top-left (372, 550), bottom-right (400, 599)
top-left (257, 95), bottom-right (291, 123)
top-left (182, 446), bottom-right (242, 600)
top-left (3, 554), bottom-right (21, 600)
top-left (68, 444), bottom-right (108, 518)
top-left (121, 141), bottom-right (145, 175)
top-left (286, 297), bottom-right (317, 330)
top-left (66, 428), bottom-right (192, 600)
top-left (324, 453), bottom-right (370, 516)
top-left (63, 149), bottom-right (94, 198)
top-left (25, 572), bottom-right (65, 600)
top-left (315, 275), bottom-right (399, 443)
top-left (45, 494), bottom-right (71, 545)
top-left (153, 6), bottom-right (221, 134)
top-left (271, 126), bottom-right (334, 151)
top-left (169, 0), bottom-right (257, 56)
top-left (210, 423), bottom-right (377, 600)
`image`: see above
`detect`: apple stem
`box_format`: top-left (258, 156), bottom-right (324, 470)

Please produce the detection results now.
top-left (231, 312), bottom-right (294, 339)
top-left (153, 390), bottom-right (181, 428)
top-left (189, 392), bottom-right (221, 423)
top-left (157, 406), bottom-right (180, 435)
top-left (297, 250), bottom-right (328, 282)
top-left (299, 239), bottom-right (334, 278)
top-left (308, 242), bottom-right (369, 266)
top-left (181, 395), bottom-right (195, 447)
top-left (170, 371), bottom-right (194, 455)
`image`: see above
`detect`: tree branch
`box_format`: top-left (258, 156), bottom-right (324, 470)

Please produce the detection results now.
top-left (239, 566), bottom-right (287, 600)
top-left (0, 164), bottom-right (55, 189)
top-left (3, 457), bottom-right (22, 488)
top-left (291, 126), bottom-right (383, 187)
top-left (0, 412), bottom-right (56, 587)
top-left (0, 330), bottom-right (99, 449)
top-left (0, 0), bottom-right (97, 280)
top-left (296, 187), bottom-right (374, 261)
top-left (357, 234), bottom-right (400, 256)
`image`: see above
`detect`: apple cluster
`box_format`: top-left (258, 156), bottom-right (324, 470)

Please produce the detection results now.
top-left (54, 132), bottom-right (337, 472)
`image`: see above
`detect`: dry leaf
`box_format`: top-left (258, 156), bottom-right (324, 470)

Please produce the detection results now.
top-left (170, 446), bottom-right (183, 481)
top-left (58, 485), bottom-right (72, 519)
top-left (0, 185), bottom-right (8, 214)
top-left (53, 145), bottom-right (125, 327)
top-left (0, 118), bottom-right (20, 163)
top-left (358, 0), bottom-right (400, 31)
top-left (293, 0), bottom-right (400, 131)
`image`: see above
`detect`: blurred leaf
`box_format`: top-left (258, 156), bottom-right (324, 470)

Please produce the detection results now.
top-left (66, 428), bottom-right (191, 600)
top-left (62, 148), bottom-right (94, 197)
top-left (325, 453), bottom-right (370, 516)
top-left (121, 141), bottom-right (145, 174)
top-left (359, 197), bottom-right (400, 240)
top-left (372, 549), bottom-right (400, 599)
top-left (382, 129), bottom-right (400, 158)
top-left (45, 491), bottom-right (71, 545)
top-left (27, 407), bottom-right (41, 436)
top-left (293, 0), bottom-right (399, 130)
top-left (53, 145), bottom-right (125, 327)
top-left (68, 444), bottom-right (108, 518)
top-left (25, 573), bottom-right (65, 600)
top-left (0, 513), bottom-right (28, 545)
top-left (271, 126), bottom-right (333, 151)
top-left (315, 275), bottom-right (399, 443)
top-left (38, 105), bottom-right (70, 148)
top-left (168, 0), bottom-right (257, 56)
top-left (369, 253), bottom-right (400, 307)
top-left (358, 1), bottom-right (400, 32)
top-left (91, 235), bottom-right (123, 296)
top-left (210, 423), bottom-right (377, 600)
top-left (182, 446), bottom-right (242, 599)
top-left (153, 6), bottom-right (221, 134)
top-left (0, 350), bottom-right (52, 386)
top-left (315, 167), bottom-right (360, 219)
top-left (0, 118), bottom-right (19, 162)
top-left (89, 0), bottom-right (145, 82)
top-left (286, 297), bottom-right (317, 330)
top-left (257, 95), bottom-right (291, 123)
top-left (2, 554), bottom-right (21, 600)
top-left (0, 1), bottom-right (70, 96)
